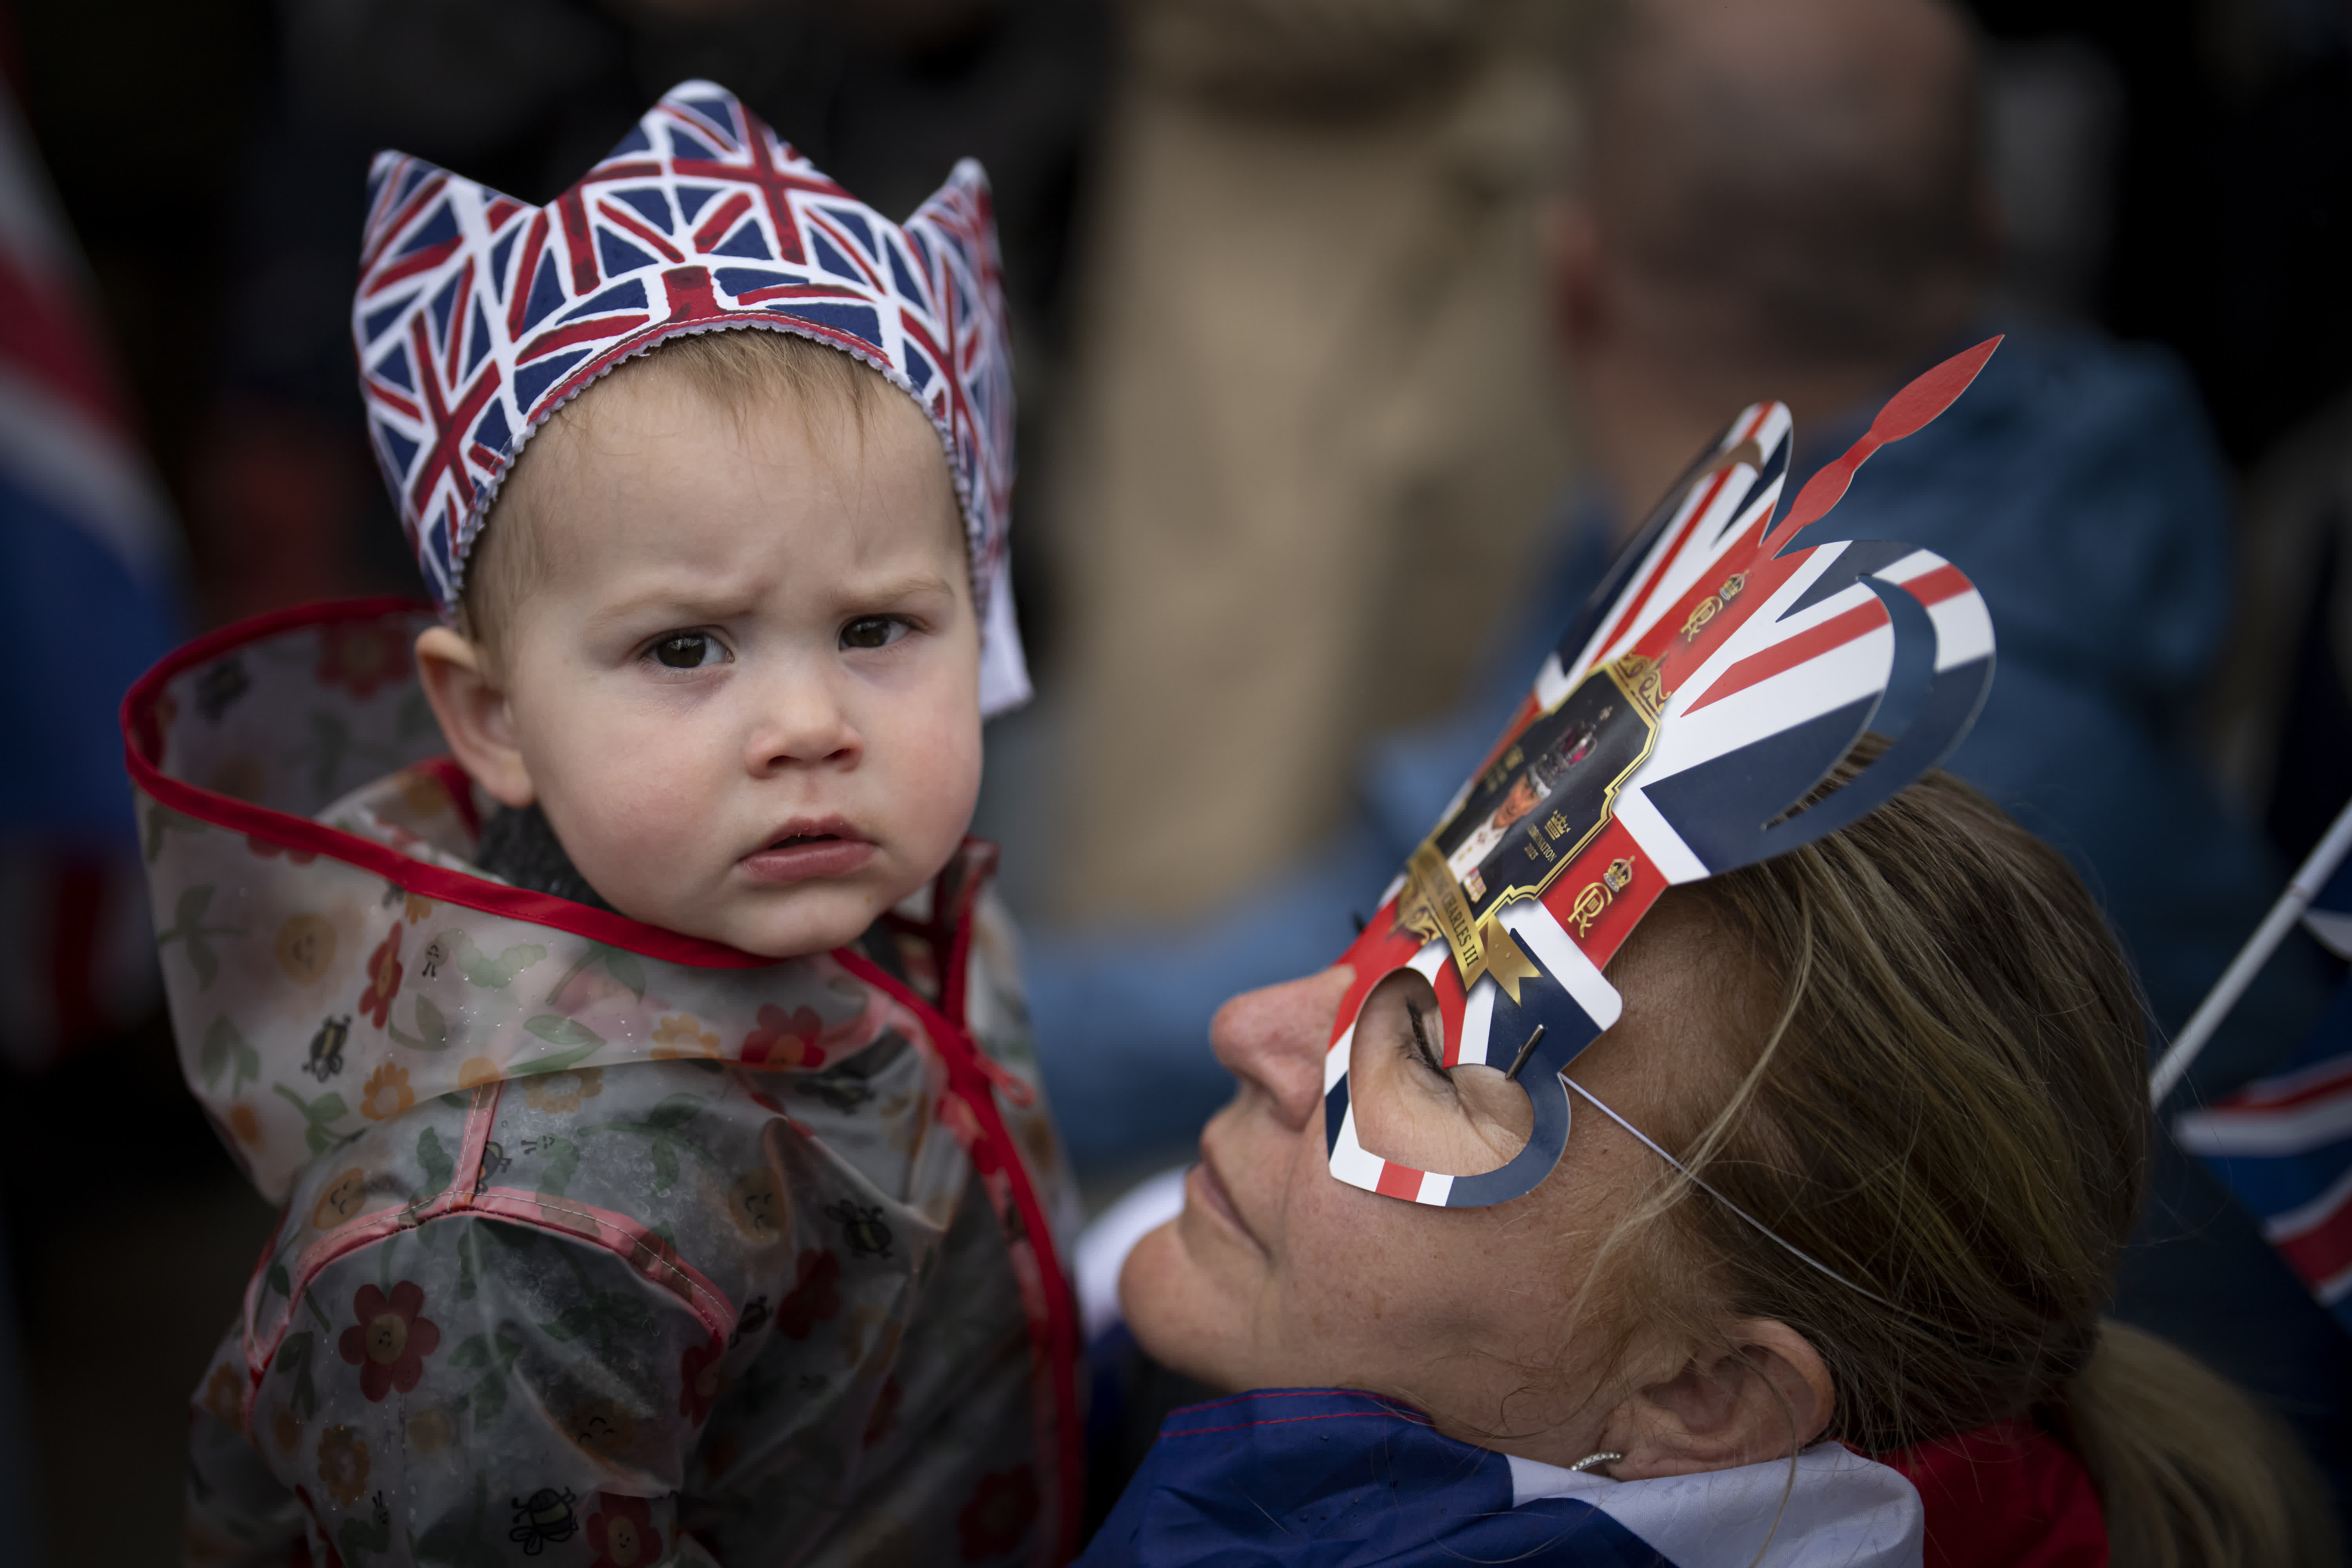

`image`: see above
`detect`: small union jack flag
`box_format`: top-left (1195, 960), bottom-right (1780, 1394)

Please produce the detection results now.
top-left (2176, 858), bottom-right (2352, 1328)
top-left (350, 79), bottom-right (1026, 711)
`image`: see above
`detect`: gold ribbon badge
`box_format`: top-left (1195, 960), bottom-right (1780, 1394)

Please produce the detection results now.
top-left (1402, 845), bottom-right (1545, 1003)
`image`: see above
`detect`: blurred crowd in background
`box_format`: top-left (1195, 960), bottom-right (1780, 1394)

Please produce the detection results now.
top-left (0, 0), bottom-right (2349, 1561)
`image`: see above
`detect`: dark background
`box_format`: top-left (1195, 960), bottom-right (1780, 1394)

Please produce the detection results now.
top-left (2, 0), bottom-right (2346, 1560)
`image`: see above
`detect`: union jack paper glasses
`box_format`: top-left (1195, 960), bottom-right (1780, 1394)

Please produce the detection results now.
top-left (1325, 341), bottom-right (2006, 1209)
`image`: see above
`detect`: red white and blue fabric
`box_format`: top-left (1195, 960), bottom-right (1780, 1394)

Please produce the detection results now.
top-left (351, 79), bottom-right (1028, 712)
top-left (0, 76), bottom-right (180, 1070)
top-left (0, 82), bottom-right (175, 591)
top-left (1077, 1388), bottom-right (2105, 1567)
top-left (1324, 341), bottom-right (2003, 1207)
top-left (2176, 859), bottom-right (2352, 1327)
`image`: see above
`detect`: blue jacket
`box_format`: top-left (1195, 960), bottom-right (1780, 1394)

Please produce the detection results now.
top-left (1079, 1389), bottom-right (1929, 1567)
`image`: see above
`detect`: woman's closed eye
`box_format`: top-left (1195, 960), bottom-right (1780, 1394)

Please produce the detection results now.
top-left (1404, 1002), bottom-right (1451, 1083)
top-left (644, 631), bottom-right (729, 670)
top-left (1351, 976), bottom-right (1537, 1176)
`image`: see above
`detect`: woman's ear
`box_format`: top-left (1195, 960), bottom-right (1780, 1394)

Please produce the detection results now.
top-left (1603, 1318), bottom-right (1834, 1479)
top-left (414, 626), bottom-right (535, 809)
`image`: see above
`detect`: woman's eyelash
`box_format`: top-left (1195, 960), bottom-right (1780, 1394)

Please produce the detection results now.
top-left (1405, 1002), bottom-right (1445, 1074)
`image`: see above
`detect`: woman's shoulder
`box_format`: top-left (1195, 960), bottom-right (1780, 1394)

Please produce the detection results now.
top-left (1083, 1388), bottom-right (1934, 1568)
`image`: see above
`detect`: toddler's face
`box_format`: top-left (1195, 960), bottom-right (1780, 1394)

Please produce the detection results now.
top-left (434, 361), bottom-right (981, 958)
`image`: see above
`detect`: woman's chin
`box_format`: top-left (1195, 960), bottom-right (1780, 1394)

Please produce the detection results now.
top-left (1115, 1222), bottom-right (1186, 1352)
top-left (1117, 1221), bottom-right (1253, 1392)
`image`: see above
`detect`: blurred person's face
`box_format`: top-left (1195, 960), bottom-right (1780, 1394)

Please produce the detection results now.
top-left (1119, 901), bottom-right (1832, 1477)
top-left (1543, 0), bottom-right (1990, 526)
top-left (414, 360), bottom-right (982, 958)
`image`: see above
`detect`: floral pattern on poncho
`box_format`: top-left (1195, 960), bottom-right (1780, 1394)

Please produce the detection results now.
top-left (132, 602), bottom-right (1082, 1568)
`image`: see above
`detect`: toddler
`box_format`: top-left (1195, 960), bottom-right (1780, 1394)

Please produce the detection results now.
top-left (127, 83), bottom-right (1077, 1568)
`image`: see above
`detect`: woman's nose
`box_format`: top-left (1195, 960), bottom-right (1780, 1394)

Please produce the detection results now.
top-left (1208, 967), bottom-right (1353, 1129)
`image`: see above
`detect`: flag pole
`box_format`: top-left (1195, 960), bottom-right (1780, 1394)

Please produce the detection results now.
top-left (2151, 795), bottom-right (2352, 1106)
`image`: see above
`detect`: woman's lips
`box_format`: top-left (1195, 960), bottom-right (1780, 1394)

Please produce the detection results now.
top-left (1187, 1157), bottom-right (1265, 1256)
top-left (738, 823), bottom-right (875, 883)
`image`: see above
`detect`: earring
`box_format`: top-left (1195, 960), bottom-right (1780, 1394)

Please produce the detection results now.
top-left (1567, 1450), bottom-right (1623, 1476)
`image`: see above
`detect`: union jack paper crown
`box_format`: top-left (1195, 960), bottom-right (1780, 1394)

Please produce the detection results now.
top-left (351, 80), bottom-right (1028, 714)
top-left (1327, 340), bottom-right (2004, 1208)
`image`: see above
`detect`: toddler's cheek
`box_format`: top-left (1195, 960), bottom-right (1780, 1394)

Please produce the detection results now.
top-left (885, 715), bottom-right (984, 856)
top-left (909, 772), bottom-right (978, 858)
top-left (556, 778), bottom-right (707, 904)
top-left (585, 836), bottom-right (682, 908)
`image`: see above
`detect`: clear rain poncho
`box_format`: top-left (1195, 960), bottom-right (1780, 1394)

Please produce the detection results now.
top-left (127, 601), bottom-right (1082, 1568)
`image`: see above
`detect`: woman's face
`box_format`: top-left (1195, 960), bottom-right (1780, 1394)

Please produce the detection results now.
top-left (1120, 901), bottom-right (1746, 1466)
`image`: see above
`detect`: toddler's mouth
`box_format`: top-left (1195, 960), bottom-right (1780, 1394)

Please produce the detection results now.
top-left (740, 818), bottom-right (876, 884)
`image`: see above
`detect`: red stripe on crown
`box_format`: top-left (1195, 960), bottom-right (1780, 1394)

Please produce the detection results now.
top-left (364, 382), bottom-right (420, 422)
top-left (361, 172), bottom-right (449, 277)
top-left (596, 198), bottom-right (684, 265)
top-left (365, 235), bottom-right (460, 299)
top-left (504, 212), bottom-right (550, 339)
top-left (439, 258), bottom-right (476, 387)
top-left (692, 191), bottom-right (752, 253)
top-left (518, 314), bottom-right (652, 364)
top-left (555, 187), bottom-right (598, 294)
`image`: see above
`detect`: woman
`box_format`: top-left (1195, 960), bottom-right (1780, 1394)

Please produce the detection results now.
top-left (1089, 765), bottom-right (2336, 1565)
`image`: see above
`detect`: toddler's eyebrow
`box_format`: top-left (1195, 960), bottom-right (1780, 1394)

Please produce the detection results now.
top-left (583, 588), bottom-right (756, 633)
top-left (846, 570), bottom-right (961, 607)
top-left (585, 571), bottom-right (961, 631)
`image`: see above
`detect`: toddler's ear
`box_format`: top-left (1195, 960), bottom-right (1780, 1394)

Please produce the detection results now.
top-left (415, 627), bottom-right (535, 809)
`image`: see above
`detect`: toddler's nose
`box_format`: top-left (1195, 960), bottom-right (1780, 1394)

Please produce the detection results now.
top-left (748, 677), bottom-right (861, 770)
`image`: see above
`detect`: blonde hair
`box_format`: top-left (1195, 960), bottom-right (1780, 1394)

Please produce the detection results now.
top-left (458, 328), bottom-right (898, 658)
top-left (1627, 759), bottom-right (2335, 1566)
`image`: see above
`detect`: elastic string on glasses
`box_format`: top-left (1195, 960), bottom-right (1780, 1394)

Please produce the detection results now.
top-left (1560, 1073), bottom-right (1903, 1313)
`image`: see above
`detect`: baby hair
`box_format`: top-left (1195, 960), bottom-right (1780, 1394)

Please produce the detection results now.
top-left (458, 329), bottom-right (902, 661)
top-left (1608, 752), bottom-right (2334, 1565)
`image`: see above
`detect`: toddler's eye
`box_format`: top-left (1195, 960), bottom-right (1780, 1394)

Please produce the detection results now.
top-left (651, 633), bottom-right (722, 669)
top-left (840, 616), bottom-right (908, 650)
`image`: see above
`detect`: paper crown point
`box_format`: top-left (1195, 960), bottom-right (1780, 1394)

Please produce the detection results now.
top-left (350, 80), bottom-right (1028, 713)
